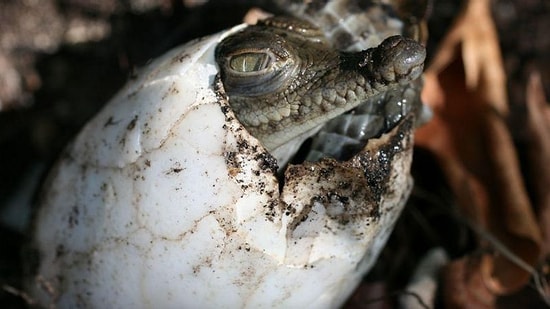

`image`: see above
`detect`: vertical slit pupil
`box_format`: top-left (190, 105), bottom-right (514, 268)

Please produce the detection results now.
top-left (230, 53), bottom-right (271, 72)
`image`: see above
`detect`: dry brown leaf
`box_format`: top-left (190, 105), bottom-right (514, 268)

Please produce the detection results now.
top-left (525, 72), bottom-right (550, 253)
top-left (416, 0), bottom-right (543, 297)
top-left (442, 256), bottom-right (496, 309)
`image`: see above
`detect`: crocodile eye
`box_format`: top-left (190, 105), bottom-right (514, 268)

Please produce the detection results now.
top-left (229, 52), bottom-right (272, 73)
top-left (216, 33), bottom-right (296, 96)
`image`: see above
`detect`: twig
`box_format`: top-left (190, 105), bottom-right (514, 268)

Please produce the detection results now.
top-left (2, 283), bottom-right (37, 306)
top-left (412, 185), bottom-right (550, 306)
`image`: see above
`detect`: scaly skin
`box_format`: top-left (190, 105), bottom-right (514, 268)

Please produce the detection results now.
top-left (215, 17), bottom-right (425, 155)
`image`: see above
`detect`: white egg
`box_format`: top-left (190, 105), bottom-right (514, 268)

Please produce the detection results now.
top-left (26, 3), bottom-right (424, 308)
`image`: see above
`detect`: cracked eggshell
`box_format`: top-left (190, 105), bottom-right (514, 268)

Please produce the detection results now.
top-left (27, 24), bottom-right (414, 308)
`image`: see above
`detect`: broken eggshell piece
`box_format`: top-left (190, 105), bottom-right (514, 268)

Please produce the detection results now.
top-left (27, 22), bottom-right (416, 308)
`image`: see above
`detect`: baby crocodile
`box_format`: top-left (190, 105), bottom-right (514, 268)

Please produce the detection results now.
top-left (216, 16), bottom-right (425, 165)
